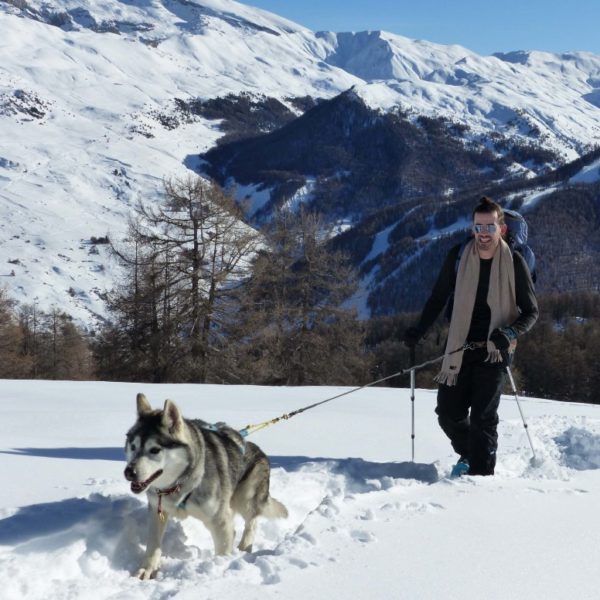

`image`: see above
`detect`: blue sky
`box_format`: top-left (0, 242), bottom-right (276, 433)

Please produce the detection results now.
top-left (238, 0), bottom-right (600, 56)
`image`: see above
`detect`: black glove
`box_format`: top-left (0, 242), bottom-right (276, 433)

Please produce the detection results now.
top-left (402, 326), bottom-right (423, 349)
top-left (490, 328), bottom-right (512, 364)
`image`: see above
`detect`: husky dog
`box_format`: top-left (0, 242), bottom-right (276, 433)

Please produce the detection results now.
top-left (124, 393), bottom-right (288, 580)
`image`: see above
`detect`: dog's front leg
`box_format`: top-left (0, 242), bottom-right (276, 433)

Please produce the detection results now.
top-left (136, 506), bottom-right (168, 580)
top-left (208, 512), bottom-right (235, 555)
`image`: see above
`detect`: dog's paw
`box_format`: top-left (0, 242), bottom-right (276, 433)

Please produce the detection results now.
top-left (135, 566), bottom-right (157, 580)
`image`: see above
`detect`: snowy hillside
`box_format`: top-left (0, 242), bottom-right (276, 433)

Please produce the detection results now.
top-left (1, 379), bottom-right (600, 599)
top-left (1, 0), bottom-right (600, 323)
top-left (570, 156), bottom-right (600, 184)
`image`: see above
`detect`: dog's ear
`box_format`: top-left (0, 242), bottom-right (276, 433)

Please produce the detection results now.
top-left (136, 393), bottom-right (153, 416)
top-left (162, 399), bottom-right (183, 434)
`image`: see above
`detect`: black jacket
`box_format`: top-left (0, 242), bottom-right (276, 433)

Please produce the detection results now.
top-left (415, 243), bottom-right (539, 339)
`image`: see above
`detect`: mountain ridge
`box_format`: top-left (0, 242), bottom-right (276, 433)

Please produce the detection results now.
top-left (1, 0), bottom-right (599, 324)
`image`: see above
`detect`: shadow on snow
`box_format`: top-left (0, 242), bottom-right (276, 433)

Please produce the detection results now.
top-left (270, 456), bottom-right (439, 486)
top-left (0, 449), bottom-right (439, 486)
top-left (0, 457), bottom-right (438, 569)
top-left (0, 447), bottom-right (124, 461)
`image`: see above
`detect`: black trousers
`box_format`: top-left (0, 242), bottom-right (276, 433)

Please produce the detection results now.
top-left (435, 349), bottom-right (506, 475)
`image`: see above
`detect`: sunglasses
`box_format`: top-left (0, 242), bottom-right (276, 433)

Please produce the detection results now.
top-left (473, 223), bottom-right (498, 234)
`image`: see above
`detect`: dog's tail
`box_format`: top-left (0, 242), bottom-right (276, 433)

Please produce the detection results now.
top-left (262, 496), bottom-right (288, 519)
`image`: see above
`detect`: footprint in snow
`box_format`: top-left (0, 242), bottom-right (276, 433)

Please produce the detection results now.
top-left (380, 501), bottom-right (444, 513)
top-left (351, 530), bottom-right (376, 544)
top-left (358, 509), bottom-right (376, 521)
top-left (294, 526), bottom-right (318, 546)
top-left (525, 487), bottom-right (546, 494)
top-left (561, 487), bottom-right (590, 495)
top-left (255, 557), bottom-right (281, 585)
top-left (288, 557), bottom-right (310, 569)
top-left (317, 497), bottom-right (341, 517)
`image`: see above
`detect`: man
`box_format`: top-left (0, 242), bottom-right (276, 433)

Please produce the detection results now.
top-left (404, 197), bottom-right (538, 476)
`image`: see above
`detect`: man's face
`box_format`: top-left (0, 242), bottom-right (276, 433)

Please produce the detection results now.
top-left (473, 210), bottom-right (505, 256)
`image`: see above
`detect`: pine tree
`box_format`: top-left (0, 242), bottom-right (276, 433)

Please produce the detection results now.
top-left (98, 175), bottom-right (259, 382)
top-left (0, 288), bottom-right (30, 377)
top-left (232, 209), bottom-right (368, 385)
top-left (17, 302), bottom-right (92, 380)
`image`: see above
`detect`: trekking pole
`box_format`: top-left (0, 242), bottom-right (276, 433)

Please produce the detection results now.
top-left (240, 344), bottom-right (471, 438)
top-left (410, 346), bottom-right (416, 462)
top-left (505, 365), bottom-right (537, 464)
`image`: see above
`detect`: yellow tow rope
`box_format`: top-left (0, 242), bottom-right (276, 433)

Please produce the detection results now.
top-left (238, 343), bottom-right (475, 438)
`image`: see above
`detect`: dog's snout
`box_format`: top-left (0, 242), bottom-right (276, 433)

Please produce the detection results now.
top-left (124, 465), bottom-right (137, 481)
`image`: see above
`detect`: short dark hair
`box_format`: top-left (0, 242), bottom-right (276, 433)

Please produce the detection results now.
top-left (472, 196), bottom-right (504, 224)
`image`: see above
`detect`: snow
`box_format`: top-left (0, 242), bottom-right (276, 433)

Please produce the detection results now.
top-left (281, 177), bottom-right (317, 213)
top-left (519, 186), bottom-right (559, 210)
top-left (1, 0), bottom-right (600, 324)
top-left (417, 216), bottom-right (471, 243)
top-left (362, 223), bottom-right (396, 263)
top-left (2, 379), bottom-right (600, 599)
top-left (232, 181), bottom-right (273, 217)
top-left (570, 157), bottom-right (600, 184)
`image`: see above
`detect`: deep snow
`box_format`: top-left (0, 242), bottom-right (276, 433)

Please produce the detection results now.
top-left (1, 379), bottom-right (600, 599)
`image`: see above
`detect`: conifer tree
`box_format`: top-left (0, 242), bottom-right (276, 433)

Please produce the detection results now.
top-left (99, 175), bottom-right (259, 382)
top-left (0, 289), bottom-right (30, 378)
top-left (232, 209), bottom-right (368, 385)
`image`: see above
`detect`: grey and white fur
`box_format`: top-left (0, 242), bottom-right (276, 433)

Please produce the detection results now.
top-left (124, 393), bottom-right (288, 580)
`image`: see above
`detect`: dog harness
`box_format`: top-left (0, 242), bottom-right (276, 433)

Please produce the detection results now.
top-left (156, 484), bottom-right (193, 521)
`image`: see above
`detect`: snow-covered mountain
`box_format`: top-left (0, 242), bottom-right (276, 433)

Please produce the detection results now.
top-left (1, 0), bottom-right (600, 324)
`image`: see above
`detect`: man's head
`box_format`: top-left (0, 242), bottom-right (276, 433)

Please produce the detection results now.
top-left (472, 196), bottom-right (507, 257)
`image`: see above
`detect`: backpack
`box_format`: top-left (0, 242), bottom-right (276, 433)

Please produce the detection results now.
top-left (503, 209), bottom-right (536, 282)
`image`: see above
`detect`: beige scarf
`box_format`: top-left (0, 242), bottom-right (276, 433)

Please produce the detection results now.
top-left (435, 238), bottom-right (519, 386)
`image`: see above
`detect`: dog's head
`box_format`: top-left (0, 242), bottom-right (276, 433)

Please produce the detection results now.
top-left (124, 393), bottom-right (190, 494)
